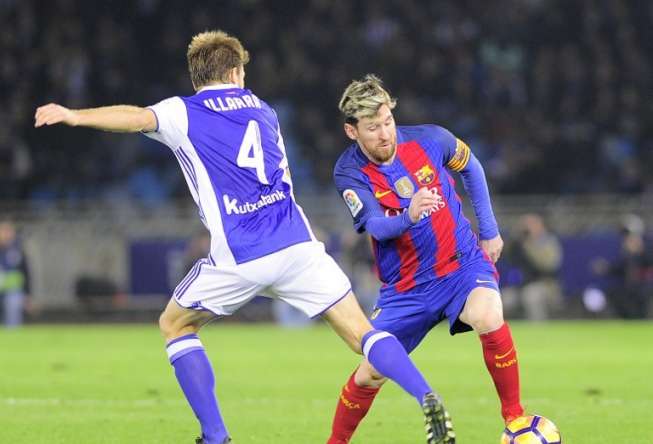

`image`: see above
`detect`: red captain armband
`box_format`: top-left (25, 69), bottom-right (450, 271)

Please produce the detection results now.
top-left (446, 138), bottom-right (471, 172)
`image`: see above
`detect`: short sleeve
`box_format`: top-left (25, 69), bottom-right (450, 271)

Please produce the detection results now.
top-left (142, 96), bottom-right (188, 149)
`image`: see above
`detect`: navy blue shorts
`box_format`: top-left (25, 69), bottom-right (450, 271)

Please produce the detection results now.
top-left (370, 256), bottom-right (499, 353)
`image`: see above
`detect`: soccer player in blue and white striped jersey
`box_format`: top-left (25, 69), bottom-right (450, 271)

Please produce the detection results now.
top-left (35, 31), bottom-right (454, 444)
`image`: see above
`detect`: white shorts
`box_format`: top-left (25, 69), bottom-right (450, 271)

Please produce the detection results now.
top-left (172, 241), bottom-right (352, 318)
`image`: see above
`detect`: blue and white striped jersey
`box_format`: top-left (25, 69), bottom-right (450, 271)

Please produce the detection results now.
top-left (145, 84), bottom-right (314, 265)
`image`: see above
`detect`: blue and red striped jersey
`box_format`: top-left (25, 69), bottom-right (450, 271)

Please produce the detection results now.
top-left (334, 124), bottom-right (485, 293)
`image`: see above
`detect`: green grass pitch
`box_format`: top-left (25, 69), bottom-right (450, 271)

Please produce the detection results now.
top-left (2, 321), bottom-right (652, 443)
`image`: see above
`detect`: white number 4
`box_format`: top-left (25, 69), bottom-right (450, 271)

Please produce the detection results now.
top-left (237, 120), bottom-right (268, 184)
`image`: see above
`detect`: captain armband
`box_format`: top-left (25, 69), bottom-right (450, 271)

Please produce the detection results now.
top-left (446, 138), bottom-right (471, 172)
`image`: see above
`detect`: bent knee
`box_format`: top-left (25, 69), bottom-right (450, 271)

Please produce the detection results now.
top-left (158, 307), bottom-right (201, 341)
top-left (467, 305), bottom-right (504, 333)
top-left (158, 311), bottom-right (175, 338)
top-left (474, 311), bottom-right (504, 333)
top-left (461, 290), bottom-right (505, 333)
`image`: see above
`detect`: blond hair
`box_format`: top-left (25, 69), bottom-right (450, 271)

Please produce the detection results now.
top-left (338, 74), bottom-right (397, 124)
top-left (187, 30), bottom-right (250, 90)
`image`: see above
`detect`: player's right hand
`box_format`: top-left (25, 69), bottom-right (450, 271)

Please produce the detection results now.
top-left (34, 103), bottom-right (79, 128)
top-left (408, 187), bottom-right (438, 223)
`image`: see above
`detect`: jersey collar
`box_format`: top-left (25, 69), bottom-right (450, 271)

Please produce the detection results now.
top-left (197, 83), bottom-right (240, 92)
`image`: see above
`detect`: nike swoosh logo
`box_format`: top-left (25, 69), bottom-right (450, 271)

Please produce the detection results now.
top-left (495, 347), bottom-right (514, 360)
top-left (375, 190), bottom-right (392, 199)
top-left (476, 279), bottom-right (495, 284)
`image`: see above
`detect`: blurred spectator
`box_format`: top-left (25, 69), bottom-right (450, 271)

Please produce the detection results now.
top-left (592, 214), bottom-right (653, 319)
top-left (504, 214), bottom-right (563, 320)
top-left (0, 221), bottom-right (31, 327)
top-left (1, 0), bottom-right (651, 203)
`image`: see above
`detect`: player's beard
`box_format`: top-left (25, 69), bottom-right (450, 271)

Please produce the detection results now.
top-left (366, 140), bottom-right (396, 164)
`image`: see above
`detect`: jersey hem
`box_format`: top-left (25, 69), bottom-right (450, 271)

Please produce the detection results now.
top-left (233, 238), bottom-right (315, 265)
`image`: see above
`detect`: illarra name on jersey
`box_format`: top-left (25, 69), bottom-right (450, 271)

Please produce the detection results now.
top-left (203, 94), bottom-right (262, 112)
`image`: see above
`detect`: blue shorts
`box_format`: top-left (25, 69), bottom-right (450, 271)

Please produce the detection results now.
top-left (370, 256), bottom-right (499, 353)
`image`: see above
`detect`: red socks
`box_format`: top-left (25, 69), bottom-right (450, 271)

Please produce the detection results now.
top-left (479, 323), bottom-right (524, 421)
top-left (327, 324), bottom-right (523, 443)
top-left (327, 370), bottom-right (380, 444)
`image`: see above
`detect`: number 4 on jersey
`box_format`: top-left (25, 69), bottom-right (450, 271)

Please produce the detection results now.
top-left (237, 120), bottom-right (269, 184)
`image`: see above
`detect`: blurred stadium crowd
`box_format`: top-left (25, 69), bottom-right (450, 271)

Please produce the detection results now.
top-left (1, 0), bottom-right (652, 323)
top-left (2, 0), bottom-right (653, 203)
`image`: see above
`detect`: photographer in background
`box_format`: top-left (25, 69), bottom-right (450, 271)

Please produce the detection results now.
top-left (0, 221), bottom-right (31, 327)
top-left (504, 214), bottom-right (563, 321)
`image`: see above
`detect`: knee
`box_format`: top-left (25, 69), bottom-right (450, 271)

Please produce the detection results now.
top-left (471, 305), bottom-right (504, 334)
top-left (159, 310), bottom-right (188, 340)
top-left (158, 311), bottom-right (174, 338)
top-left (464, 299), bottom-right (504, 334)
top-left (460, 289), bottom-right (506, 334)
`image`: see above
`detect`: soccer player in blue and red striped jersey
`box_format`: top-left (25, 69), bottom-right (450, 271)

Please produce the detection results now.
top-left (327, 75), bottom-right (524, 444)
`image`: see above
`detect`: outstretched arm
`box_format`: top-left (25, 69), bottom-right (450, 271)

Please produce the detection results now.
top-left (34, 103), bottom-right (157, 133)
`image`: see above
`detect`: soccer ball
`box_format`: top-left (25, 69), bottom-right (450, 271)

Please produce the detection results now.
top-left (500, 415), bottom-right (561, 443)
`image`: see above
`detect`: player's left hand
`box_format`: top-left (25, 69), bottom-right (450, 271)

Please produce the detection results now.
top-left (480, 234), bottom-right (503, 263)
top-left (34, 103), bottom-right (79, 128)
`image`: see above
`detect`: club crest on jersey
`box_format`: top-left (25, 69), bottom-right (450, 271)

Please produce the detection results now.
top-left (342, 189), bottom-right (363, 217)
top-left (414, 165), bottom-right (435, 185)
top-left (394, 177), bottom-right (415, 198)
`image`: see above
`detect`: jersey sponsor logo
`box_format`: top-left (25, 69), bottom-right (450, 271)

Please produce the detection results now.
top-left (382, 188), bottom-right (444, 220)
top-left (374, 189), bottom-right (392, 199)
top-left (222, 190), bottom-right (287, 215)
top-left (414, 165), bottom-right (435, 185)
top-left (417, 188), bottom-right (446, 219)
top-left (342, 189), bottom-right (363, 217)
top-left (394, 176), bottom-right (415, 198)
top-left (430, 187), bottom-right (446, 210)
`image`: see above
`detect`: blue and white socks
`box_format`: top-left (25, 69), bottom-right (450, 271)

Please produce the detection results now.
top-left (166, 329), bottom-right (431, 443)
top-left (166, 334), bottom-right (229, 444)
top-left (362, 330), bottom-right (432, 403)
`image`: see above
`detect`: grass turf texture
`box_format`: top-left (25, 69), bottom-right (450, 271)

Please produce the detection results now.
top-left (1, 321), bottom-right (651, 443)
